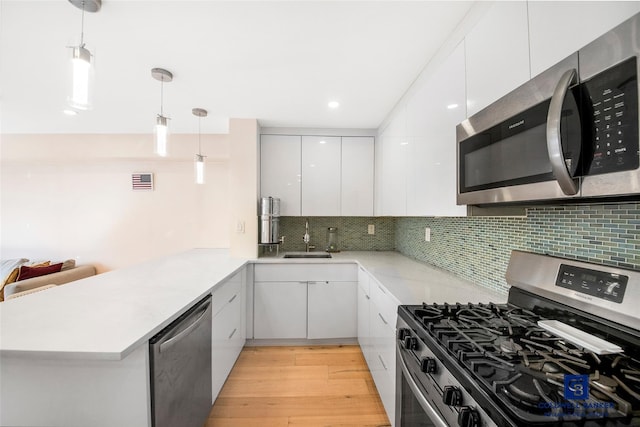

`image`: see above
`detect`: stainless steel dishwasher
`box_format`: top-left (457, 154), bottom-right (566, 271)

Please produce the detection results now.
top-left (149, 295), bottom-right (212, 427)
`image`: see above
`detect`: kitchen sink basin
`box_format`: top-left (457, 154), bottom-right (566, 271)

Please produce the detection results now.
top-left (283, 252), bottom-right (332, 259)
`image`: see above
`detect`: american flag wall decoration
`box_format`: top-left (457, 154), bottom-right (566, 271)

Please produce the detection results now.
top-left (132, 173), bottom-right (154, 191)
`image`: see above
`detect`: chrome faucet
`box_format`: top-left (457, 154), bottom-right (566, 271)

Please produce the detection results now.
top-left (303, 219), bottom-right (312, 252)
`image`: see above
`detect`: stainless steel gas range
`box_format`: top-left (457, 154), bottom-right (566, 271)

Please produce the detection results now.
top-left (396, 250), bottom-right (640, 427)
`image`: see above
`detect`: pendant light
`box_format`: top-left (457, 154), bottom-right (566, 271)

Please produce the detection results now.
top-left (192, 108), bottom-right (208, 185)
top-left (151, 68), bottom-right (173, 157)
top-left (67, 0), bottom-right (101, 111)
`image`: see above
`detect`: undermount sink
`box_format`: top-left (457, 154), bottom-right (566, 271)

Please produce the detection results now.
top-left (283, 252), bottom-right (332, 259)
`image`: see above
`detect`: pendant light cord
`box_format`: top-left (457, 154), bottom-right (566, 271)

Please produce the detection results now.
top-left (79, 1), bottom-right (86, 46)
top-left (160, 79), bottom-right (164, 116)
top-left (198, 116), bottom-right (202, 155)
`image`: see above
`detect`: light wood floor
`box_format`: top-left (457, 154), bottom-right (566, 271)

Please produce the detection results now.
top-left (205, 345), bottom-right (391, 427)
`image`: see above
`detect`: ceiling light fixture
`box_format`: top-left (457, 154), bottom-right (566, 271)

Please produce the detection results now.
top-left (152, 68), bottom-right (173, 157)
top-left (67, 0), bottom-right (101, 111)
top-left (328, 101), bottom-right (340, 109)
top-left (192, 108), bottom-right (208, 185)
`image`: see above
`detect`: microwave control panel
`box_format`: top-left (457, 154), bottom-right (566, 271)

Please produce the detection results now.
top-left (556, 264), bottom-right (628, 304)
top-left (584, 56), bottom-right (638, 175)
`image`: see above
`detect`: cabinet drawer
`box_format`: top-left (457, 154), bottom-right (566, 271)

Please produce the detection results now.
top-left (212, 271), bottom-right (242, 317)
top-left (370, 279), bottom-right (399, 329)
top-left (254, 263), bottom-right (357, 282)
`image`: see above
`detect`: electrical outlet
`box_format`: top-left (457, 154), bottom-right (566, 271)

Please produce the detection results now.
top-left (236, 221), bottom-right (245, 233)
top-left (368, 224), bottom-right (375, 235)
top-left (425, 227), bottom-right (431, 242)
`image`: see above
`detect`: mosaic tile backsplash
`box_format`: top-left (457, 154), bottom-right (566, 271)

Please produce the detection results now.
top-left (274, 217), bottom-right (395, 253)
top-left (266, 203), bottom-right (639, 296)
top-left (396, 203), bottom-right (640, 295)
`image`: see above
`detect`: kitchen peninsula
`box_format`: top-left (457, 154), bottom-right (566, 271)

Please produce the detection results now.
top-left (0, 249), bottom-right (504, 427)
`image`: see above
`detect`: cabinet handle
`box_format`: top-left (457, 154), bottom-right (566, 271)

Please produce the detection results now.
top-left (378, 313), bottom-right (388, 325)
top-left (378, 354), bottom-right (387, 370)
top-left (365, 294), bottom-right (370, 300)
top-left (228, 328), bottom-right (237, 339)
top-left (228, 294), bottom-right (237, 303)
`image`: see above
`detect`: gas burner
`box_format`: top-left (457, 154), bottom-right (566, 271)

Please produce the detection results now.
top-left (500, 339), bottom-right (523, 354)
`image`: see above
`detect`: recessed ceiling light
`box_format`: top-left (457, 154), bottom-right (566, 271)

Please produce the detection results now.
top-left (328, 101), bottom-right (340, 109)
top-left (319, 140), bottom-right (326, 144)
top-left (447, 103), bottom-right (459, 109)
top-left (63, 109), bottom-right (78, 116)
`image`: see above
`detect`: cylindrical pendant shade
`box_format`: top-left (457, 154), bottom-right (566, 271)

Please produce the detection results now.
top-left (68, 45), bottom-right (93, 110)
top-left (155, 115), bottom-right (169, 157)
top-left (195, 154), bottom-right (205, 184)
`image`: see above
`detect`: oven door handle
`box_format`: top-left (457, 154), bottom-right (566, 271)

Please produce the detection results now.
top-left (396, 346), bottom-right (448, 427)
top-left (546, 68), bottom-right (579, 196)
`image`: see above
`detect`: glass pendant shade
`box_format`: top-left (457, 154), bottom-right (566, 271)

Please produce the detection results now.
top-left (155, 115), bottom-right (169, 157)
top-left (68, 45), bottom-right (93, 110)
top-left (195, 154), bottom-right (205, 185)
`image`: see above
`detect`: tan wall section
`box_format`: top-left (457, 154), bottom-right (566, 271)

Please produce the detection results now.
top-left (228, 119), bottom-right (259, 258)
top-left (1, 133), bottom-right (232, 271)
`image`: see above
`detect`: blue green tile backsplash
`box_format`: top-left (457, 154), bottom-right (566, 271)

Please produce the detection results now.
top-left (276, 203), bottom-right (639, 296)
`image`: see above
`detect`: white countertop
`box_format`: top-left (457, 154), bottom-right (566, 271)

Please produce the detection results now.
top-left (332, 251), bottom-right (507, 305)
top-left (1, 249), bottom-right (506, 361)
top-left (0, 249), bottom-right (247, 360)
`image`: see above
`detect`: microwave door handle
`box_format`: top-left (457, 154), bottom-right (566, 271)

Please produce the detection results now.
top-left (546, 68), bottom-right (579, 196)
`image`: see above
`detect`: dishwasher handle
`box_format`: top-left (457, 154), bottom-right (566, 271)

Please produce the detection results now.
top-left (158, 298), bottom-right (212, 353)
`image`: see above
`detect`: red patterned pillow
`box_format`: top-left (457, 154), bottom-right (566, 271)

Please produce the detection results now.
top-left (17, 263), bottom-right (63, 281)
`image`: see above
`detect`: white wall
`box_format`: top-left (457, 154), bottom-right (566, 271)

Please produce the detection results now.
top-left (0, 134), bottom-right (230, 271)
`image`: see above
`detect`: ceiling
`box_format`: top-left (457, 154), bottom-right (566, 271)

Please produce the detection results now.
top-left (1, 1), bottom-right (474, 134)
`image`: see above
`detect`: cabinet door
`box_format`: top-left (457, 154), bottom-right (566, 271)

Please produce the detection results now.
top-left (341, 137), bottom-right (374, 216)
top-left (369, 302), bottom-right (396, 423)
top-left (406, 41), bottom-right (467, 217)
top-left (377, 108), bottom-right (408, 216)
top-left (301, 136), bottom-right (341, 216)
top-left (260, 135), bottom-right (301, 216)
top-left (254, 281), bottom-right (307, 339)
top-left (212, 294), bottom-right (242, 400)
top-left (528, 2), bottom-right (640, 77)
top-left (307, 281), bottom-right (357, 339)
top-left (465, 1), bottom-right (530, 116)
top-left (357, 280), bottom-right (373, 368)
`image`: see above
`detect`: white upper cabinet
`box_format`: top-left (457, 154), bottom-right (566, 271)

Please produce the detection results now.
top-left (465, 1), bottom-right (530, 117)
top-left (341, 137), bottom-right (374, 216)
top-left (260, 135), bottom-right (301, 216)
top-left (528, 2), bottom-right (640, 77)
top-left (301, 136), bottom-right (341, 216)
top-left (377, 107), bottom-right (408, 216)
top-left (406, 42), bottom-right (467, 217)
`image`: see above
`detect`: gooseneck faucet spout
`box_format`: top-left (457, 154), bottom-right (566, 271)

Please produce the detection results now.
top-left (303, 219), bottom-right (311, 252)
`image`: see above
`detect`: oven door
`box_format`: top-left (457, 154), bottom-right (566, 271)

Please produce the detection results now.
top-left (395, 346), bottom-right (447, 427)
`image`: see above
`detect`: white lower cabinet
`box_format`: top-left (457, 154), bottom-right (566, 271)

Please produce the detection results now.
top-left (357, 267), bottom-right (398, 426)
top-left (211, 268), bottom-right (246, 402)
top-left (254, 281), bottom-right (308, 339)
top-left (308, 280), bottom-right (357, 339)
top-left (253, 263), bottom-right (358, 340)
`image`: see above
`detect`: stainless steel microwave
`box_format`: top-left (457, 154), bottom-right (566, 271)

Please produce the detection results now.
top-left (456, 13), bottom-right (640, 206)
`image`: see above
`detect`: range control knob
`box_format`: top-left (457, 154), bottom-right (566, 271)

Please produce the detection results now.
top-left (403, 336), bottom-right (419, 350)
top-left (458, 406), bottom-right (480, 427)
top-left (442, 385), bottom-right (462, 406)
top-left (421, 357), bottom-right (437, 374)
top-left (397, 328), bottom-right (411, 341)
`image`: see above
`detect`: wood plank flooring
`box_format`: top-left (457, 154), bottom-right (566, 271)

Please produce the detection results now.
top-left (206, 345), bottom-right (391, 427)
